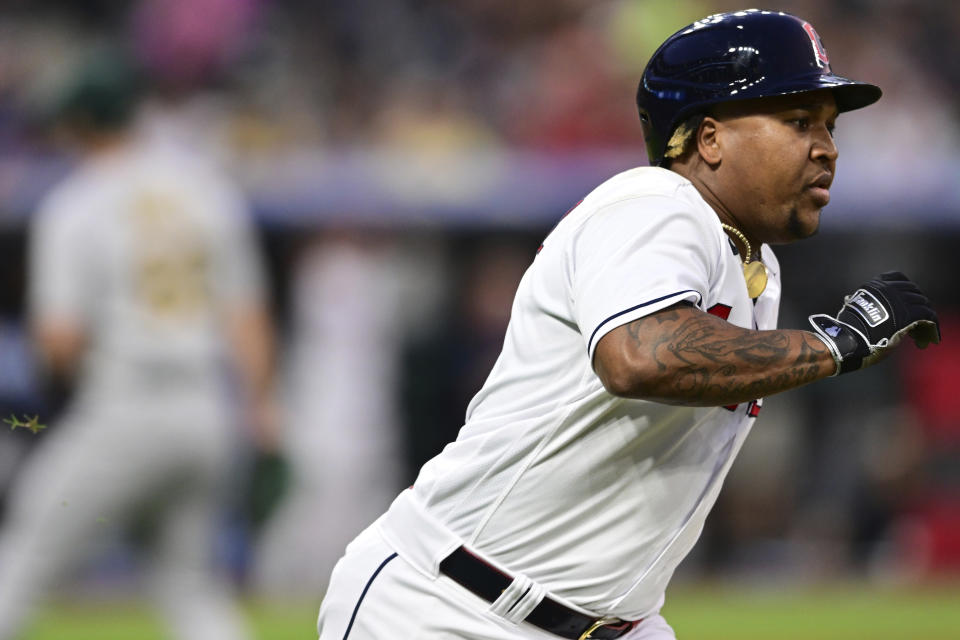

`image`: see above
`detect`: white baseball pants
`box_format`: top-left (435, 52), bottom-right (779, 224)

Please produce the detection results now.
top-left (317, 525), bottom-right (676, 640)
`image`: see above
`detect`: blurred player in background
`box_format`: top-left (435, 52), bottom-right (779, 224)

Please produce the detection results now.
top-left (252, 233), bottom-right (411, 595)
top-left (0, 51), bottom-right (277, 640)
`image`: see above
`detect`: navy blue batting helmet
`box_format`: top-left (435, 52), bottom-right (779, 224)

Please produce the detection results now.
top-left (637, 9), bottom-right (881, 166)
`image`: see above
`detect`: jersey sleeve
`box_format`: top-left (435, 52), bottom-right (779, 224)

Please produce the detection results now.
top-left (571, 196), bottom-right (716, 360)
top-left (27, 195), bottom-right (96, 325)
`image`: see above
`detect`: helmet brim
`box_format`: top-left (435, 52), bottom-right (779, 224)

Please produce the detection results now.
top-left (771, 74), bottom-right (882, 113)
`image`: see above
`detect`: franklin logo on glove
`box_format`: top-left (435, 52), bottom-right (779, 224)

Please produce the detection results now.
top-left (847, 290), bottom-right (889, 327)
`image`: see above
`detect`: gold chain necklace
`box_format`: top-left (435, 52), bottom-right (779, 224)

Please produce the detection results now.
top-left (720, 223), bottom-right (768, 298)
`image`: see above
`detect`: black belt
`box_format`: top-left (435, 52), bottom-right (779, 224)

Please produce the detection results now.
top-left (438, 546), bottom-right (638, 640)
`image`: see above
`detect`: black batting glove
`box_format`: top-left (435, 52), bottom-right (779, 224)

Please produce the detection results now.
top-left (808, 271), bottom-right (941, 376)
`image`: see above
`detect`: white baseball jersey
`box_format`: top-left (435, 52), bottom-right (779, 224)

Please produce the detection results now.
top-left (28, 138), bottom-right (265, 412)
top-left (376, 167), bottom-right (781, 622)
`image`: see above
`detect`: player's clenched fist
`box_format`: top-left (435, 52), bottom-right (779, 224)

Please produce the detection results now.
top-left (808, 271), bottom-right (940, 375)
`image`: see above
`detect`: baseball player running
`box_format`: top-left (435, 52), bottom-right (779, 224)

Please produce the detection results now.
top-left (316, 10), bottom-right (940, 640)
top-left (0, 57), bottom-right (276, 640)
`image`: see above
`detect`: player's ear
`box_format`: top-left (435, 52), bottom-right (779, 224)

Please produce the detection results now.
top-left (697, 117), bottom-right (722, 166)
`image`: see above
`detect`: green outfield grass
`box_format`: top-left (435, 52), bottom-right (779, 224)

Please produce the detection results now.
top-left (24, 600), bottom-right (318, 640)
top-left (21, 582), bottom-right (960, 639)
top-left (662, 582), bottom-right (960, 640)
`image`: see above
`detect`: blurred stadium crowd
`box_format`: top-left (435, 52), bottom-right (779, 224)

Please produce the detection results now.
top-left (0, 0), bottom-right (958, 621)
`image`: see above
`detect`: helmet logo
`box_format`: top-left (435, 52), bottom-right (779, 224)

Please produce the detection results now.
top-left (802, 22), bottom-right (830, 68)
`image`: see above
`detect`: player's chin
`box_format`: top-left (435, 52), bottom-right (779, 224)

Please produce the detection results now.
top-left (786, 206), bottom-right (821, 240)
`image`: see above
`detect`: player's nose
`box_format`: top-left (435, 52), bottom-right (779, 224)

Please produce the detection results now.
top-left (811, 125), bottom-right (838, 165)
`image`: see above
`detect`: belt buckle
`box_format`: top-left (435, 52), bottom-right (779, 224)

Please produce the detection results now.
top-left (578, 617), bottom-right (620, 640)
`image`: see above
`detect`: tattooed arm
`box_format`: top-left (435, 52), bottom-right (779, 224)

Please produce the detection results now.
top-left (593, 302), bottom-right (836, 406)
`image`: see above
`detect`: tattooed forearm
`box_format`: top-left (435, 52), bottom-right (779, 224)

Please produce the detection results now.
top-left (664, 313), bottom-right (790, 366)
top-left (597, 304), bottom-right (837, 405)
